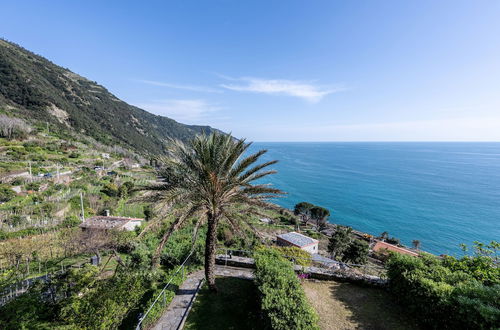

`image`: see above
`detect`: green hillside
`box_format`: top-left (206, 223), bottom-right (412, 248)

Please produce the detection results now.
top-left (0, 39), bottom-right (220, 154)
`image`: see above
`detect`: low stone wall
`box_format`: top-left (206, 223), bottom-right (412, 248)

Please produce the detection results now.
top-left (297, 265), bottom-right (387, 287)
top-left (215, 255), bottom-right (387, 287)
top-left (215, 255), bottom-right (255, 269)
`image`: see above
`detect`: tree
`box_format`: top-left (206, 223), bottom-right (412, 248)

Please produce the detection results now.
top-left (380, 231), bottom-right (389, 241)
top-left (310, 206), bottom-right (330, 231)
top-left (412, 239), bottom-right (421, 250)
top-left (293, 202), bottom-right (314, 225)
top-left (118, 181), bottom-right (135, 199)
top-left (343, 239), bottom-right (369, 264)
top-left (140, 133), bottom-right (283, 291)
top-left (387, 237), bottom-right (400, 245)
top-left (328, 225), bottom-right (352, 260)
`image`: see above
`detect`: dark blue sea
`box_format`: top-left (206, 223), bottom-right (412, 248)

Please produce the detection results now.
top-left (250, 142), bottom-right (500, 255)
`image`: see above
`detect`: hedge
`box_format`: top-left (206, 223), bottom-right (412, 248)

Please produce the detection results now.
top-left (254, 248), bottom-right (319, 330)
top-left (386, 252), bottom-right (500, 329)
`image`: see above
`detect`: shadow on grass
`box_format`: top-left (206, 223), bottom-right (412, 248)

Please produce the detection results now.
top-left (329, 282), bottom-right (420, 330)
top-left (184, 277), bottom-right (263, 330)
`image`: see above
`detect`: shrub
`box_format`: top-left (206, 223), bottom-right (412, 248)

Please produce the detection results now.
top-left (60, 267), bottom-right (150, 329)
top-left (101, 183), bottom-right (119, 197)
top-left (386, 250), bottom-right (500, 329)
top-left (342, 239), bottom-right (369, 264)
top-left (273, 246), bottom-right (312, 266)
top-left (62, 215), bottom-right (81, 228)
top-left (254, 248), bottom-right (319, 330)
top-left (6, 215), bottom-right (24, 226)
top-left (0, 184), bottom-right (15, 202)
top-left (143, 204), bottom-right (153, 221)
top-left (11, 178), bottom-right (24, 186)
top-left (386, 237), bottom-right (400, 245)
top-left (25, 182), bottom-right (41, 192)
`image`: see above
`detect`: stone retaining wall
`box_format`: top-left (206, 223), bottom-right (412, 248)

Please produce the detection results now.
top-left (215, 255), bottom-right (387, 287)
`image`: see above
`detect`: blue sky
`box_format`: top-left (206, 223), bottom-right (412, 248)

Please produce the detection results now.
top-left (1, 1), bottom-right (500, 141)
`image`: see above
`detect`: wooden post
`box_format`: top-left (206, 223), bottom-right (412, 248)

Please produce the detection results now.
top-left (80, 192), bottom-right (85, 222)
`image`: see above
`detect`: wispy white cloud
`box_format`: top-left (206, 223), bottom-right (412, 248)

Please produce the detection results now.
top-left (136, 79), bottom-right (222, 93)
top-left (135, 99), bottom-right (221, 123)
top-left (220, 77), bottom-right (345, 103)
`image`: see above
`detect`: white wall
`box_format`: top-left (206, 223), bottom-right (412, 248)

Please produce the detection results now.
top-left (122, 220), bottom-right (142, 231)
top-left (302, 243), bottom-right (318, 254)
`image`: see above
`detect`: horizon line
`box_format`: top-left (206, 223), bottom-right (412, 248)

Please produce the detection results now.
top-left (249, 140), bottom-right (500, 143)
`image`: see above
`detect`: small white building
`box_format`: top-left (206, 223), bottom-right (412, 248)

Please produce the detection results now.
top-left (276, 232), bottom-right (319, 254)
top-left (80, 216), bottom-right (143, 231)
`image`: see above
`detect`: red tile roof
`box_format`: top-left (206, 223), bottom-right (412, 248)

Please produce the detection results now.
top-left (373, 240), bottom-right (419, 257)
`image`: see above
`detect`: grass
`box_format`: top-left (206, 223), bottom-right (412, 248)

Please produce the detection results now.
top-left (114, 199), bottom-right (145, 218)
top-left (184, 277), bottom-right (263, 330)
top-left (303, 280), bottom-right (421, 330)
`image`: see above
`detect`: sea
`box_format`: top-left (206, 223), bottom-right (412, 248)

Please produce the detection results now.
top-left (249, 142), bottom-right (500, 255)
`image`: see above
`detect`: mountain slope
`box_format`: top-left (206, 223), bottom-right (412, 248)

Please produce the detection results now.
top-left (0, 39), bottom-right (220, 154)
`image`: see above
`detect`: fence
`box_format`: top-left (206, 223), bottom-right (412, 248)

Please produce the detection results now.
top-left (0, 273), bottom-right (51, 307)
top-left (135, 250), bottom-right (195, 330)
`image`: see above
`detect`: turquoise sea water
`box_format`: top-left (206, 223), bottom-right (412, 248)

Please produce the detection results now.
top-left (249, 142), bottom-right (500, 255)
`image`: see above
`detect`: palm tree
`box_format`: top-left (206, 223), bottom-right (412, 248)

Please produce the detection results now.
top-left (412, 239), bottom-right (421, 250)
top-left (140, 133), bottom-right (284, 291)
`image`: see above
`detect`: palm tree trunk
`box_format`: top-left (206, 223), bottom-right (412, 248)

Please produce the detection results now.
top-left (205, 212), bottom-right (219, 292)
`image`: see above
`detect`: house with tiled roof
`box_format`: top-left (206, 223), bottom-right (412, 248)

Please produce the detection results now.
top-left (372, 240), bottom-right (419, 257)
top-left (276, 232), bottom-right (319, 254)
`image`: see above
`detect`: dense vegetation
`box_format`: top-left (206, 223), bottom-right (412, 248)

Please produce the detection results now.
top-left (254, 247), bottom-right (319, 330)
top-left (386, 241), bottom-right (500, 329)
top-left (0, 39), bottom-right (220, 155)
top-left (328, 225), bottom-right (369, 264)
top-left (0, 220), bottom-right (206, 329)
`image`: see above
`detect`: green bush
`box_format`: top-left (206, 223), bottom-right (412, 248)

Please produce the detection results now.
top-left (101, 183), bottom-right (118, 197)
top-left (273, 246), bottom-right (312, 266)
top-left (6, 215), bottom-right (24, 226)
top-left (25, 181), bottom-right (41, 192)
top-left (254, 248), bottom-right (319, 330)
top-left (62, 215), bottom-right (81, 228)
top-left (60, 268), bottom-right (149, 329)
top-left (342, 239), bottom-right (369, 264)
top-left (11, 178), bottom-right (24, 186)
top-left (0, 184), bottom-right (15, 202)
top-left (386, 250), bottom-right (500, 329)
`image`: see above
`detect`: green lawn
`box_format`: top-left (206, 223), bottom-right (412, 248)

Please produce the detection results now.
top-left (184, 277), bottom-right (264, 330)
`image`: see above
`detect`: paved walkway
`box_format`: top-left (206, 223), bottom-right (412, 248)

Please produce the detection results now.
top-left (151, 265), bottom-right (254, 330)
